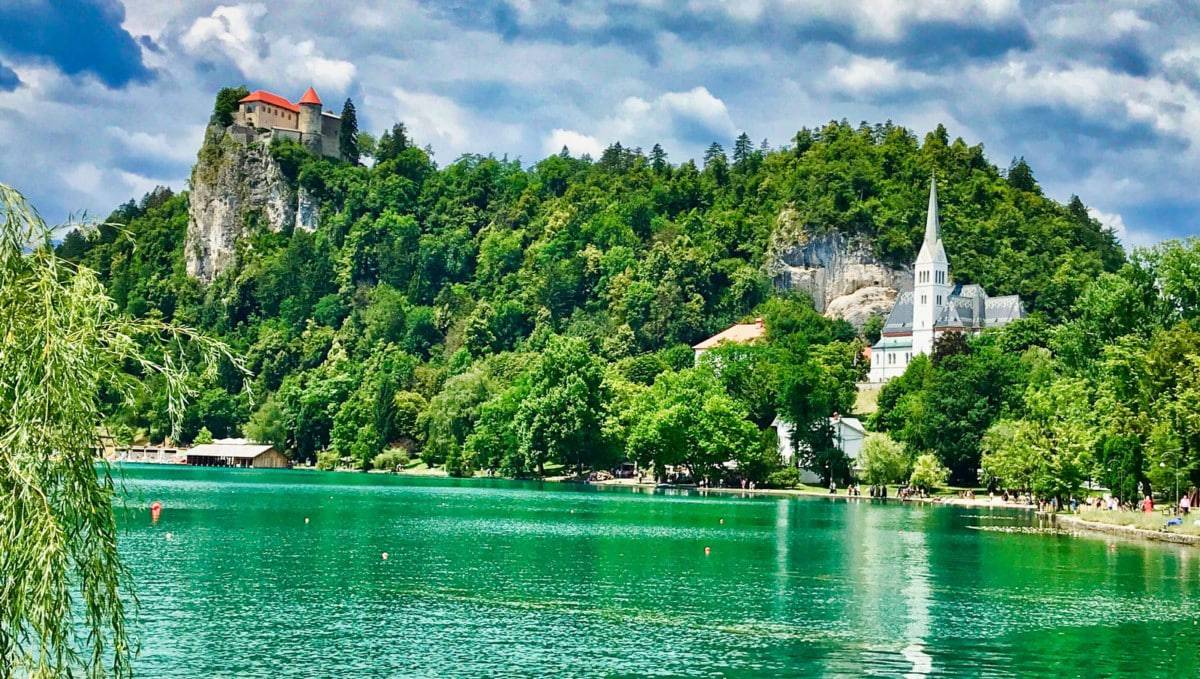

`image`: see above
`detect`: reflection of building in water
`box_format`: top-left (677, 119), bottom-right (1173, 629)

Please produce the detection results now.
top-left (845, 505), bottom-right (934, 677)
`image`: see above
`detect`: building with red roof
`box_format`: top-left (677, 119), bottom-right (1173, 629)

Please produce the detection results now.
top-left (232, 86), bottom-right (341, 159)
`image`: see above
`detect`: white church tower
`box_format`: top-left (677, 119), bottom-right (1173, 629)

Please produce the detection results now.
top-left (911, 176), bottom-right (951, 356)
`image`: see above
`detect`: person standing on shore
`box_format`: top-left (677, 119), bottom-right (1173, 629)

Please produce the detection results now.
top-left (1141, 496), bottom-right (1154, 513)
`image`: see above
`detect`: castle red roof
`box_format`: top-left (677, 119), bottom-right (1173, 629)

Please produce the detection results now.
top-left (238, 90), bottom-right (299, 113)
top-left (298, 87), bottom-right (321, 105)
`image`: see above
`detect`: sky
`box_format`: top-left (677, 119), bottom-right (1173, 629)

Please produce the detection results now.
top-left (1, 1), bottom-right (1199, 248)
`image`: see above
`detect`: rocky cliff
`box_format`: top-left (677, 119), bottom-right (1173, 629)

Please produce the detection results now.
top-left (767, 207), bottom-right (911, 329)
top-left (185, 127), bottom-right (317, 282)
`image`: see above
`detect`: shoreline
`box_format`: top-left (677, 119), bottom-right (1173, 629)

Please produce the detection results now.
top-left (118, 462), bottom-right (1199, 548)
top-left (1046, 513), bottom-right (1200, 547)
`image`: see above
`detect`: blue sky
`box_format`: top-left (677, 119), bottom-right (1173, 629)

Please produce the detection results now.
top-left (1, 1), bottom-right (1199, 248)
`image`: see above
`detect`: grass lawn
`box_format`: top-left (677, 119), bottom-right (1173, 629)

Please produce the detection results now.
top-left (1075, 507), bottom-right (1200, 537)
top-left (854, 384), bottom-right (881, 416)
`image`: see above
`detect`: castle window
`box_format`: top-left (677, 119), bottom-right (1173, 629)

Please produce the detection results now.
top-left (936, 295), bottom-right (942, 305)
top-left (920, 295), bottom-right (926, 305)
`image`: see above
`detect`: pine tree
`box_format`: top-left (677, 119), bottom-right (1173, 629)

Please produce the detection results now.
top-left (339, 98), bottom-right (360, 165)
top-left (732, 132), bottom-right (753, 168)
top-left (650, 143), bottom-right (668, 174)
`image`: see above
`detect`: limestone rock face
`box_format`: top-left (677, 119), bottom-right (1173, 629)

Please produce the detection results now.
top-left (824, 286), bottom-right (899, 328)
top-left (767, 207), bottom-right (911, 329)
top-left (186, 128), bottom-right (301, 282)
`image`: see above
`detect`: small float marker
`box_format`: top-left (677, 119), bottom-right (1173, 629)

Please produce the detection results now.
top-left (304, 517), bottom-right (310, 524)
top-left (165, 532), bottom-right (173, 541)
top-left (381, 552), bottom-right (389, 560)
top-left (704, 546), bottom-right (711, 556)
top-left (719, 518), bottom-right (724, 525)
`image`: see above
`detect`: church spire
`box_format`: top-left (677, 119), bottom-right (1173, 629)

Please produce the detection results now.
top-left (924, 174), bottom-right (940, 245)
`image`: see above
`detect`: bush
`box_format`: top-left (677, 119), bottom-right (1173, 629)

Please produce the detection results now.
top-left (194, 426), bottom-right (214, 444)
top-left (316, 450), bottom-right (339, 471)
top-left (766, 466), bottom-right (801, 488)
top-left (909, 453), bottom-right (950, 492)
top-left (372, 449), bottom-right (410, 472)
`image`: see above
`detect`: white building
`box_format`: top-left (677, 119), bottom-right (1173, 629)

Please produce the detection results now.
top-left (867, 178), bottom-right (1025, 383)
top-left (773, 415), bottom-right (867, 483)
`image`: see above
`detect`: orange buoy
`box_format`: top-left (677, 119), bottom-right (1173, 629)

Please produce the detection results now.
top-left (150, 501), bottom-right (162, 524)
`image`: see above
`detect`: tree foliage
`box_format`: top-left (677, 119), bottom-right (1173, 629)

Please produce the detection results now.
top-left (1, 184), bottom-right (238, 677)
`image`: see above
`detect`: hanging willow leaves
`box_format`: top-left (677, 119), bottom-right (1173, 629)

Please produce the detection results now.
top-left (0, 183), bottom-right (245, 677)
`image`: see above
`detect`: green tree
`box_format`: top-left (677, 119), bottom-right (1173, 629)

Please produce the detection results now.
top-left (0, 184), bottom-right (238, 677)
top-left (859, 433), bottom-right (911, 485)
top-left (516, 336), bottom-right (611, 475)
top-left (210, 85), bottom-right (249, 127)
top-left (194, 426), bottom-right (214, 444)
top-left (339, 98), bottom-right (360, 164)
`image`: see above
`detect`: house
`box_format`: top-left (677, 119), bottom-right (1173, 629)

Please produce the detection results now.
top-left (773, 414), bottom-right (867, 483)
top-left (692, 318), bottom-right (766, 363)
top-left (867, 177), bottom-right (1024, 383)
top-left (184, 438), bottom-right (289, 469)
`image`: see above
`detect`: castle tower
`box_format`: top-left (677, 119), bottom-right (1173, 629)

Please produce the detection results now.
top-left (298, 86), bottom-right (323, 153)
top-left (911, 176), bottom-right (951, 356)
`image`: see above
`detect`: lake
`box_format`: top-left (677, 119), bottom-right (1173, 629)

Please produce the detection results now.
top-left (114, 464), bottom-right (1200, 677)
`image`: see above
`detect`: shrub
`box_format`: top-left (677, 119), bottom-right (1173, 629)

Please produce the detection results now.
top-left (766, 466), bottom-right (801, 488)
top-left (909, 453), bottom-right (950, 492)
top-left (372, 449), bottom-right (410, 472)
top-left (316, 450), bottom-right (339, 471)
top-left (194, 426), bottom-right (214, 444)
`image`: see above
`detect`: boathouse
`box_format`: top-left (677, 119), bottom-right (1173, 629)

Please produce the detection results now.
top-left (184, 438), bottom-right (289, 468)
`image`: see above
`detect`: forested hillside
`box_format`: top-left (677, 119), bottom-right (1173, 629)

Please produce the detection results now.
top-left (59, 107), bottom-right (1125, 483)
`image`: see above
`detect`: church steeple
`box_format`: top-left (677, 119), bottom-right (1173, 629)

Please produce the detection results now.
top-left (915, 174), bottom-right (947, 266)
top-left (924, 174), bottom-right (940, 245)
top-left (912, 173), bottom-right (951, 356)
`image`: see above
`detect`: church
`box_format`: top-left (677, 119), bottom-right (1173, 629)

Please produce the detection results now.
top-left (867, 178), bottom-right (1025, 383)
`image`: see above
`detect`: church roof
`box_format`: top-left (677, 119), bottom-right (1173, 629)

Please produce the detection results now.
top-left (881, 291), bottom-right (915, 334)
top-left (299, 86), bottom-right (322, 105)
top-left (984, 295), bottom-right (1025, 326)
top-left (239, 90), bottom-right (300, 113)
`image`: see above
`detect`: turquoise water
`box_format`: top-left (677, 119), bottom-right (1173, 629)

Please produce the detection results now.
top-left (114, 465), bottom-right (1200, 677)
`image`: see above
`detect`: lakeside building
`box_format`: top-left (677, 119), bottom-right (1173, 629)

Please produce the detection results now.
top-left (773, 414), bottom-right (867, 483)
top-left (867, 178), bottom-right (1025, 383)
top-left (185, 438), bottom-right (289, 469)
top-left (692, 321), bottom-right (865, 479)
top-left (232, 86), bottom-right (342, 159)
top-left (691, 318), bottom-right (766, 362)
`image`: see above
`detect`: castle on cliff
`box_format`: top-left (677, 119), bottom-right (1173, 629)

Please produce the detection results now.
top-left (232, 86), bottom-right (342, 159)
top-left (866, 178), bottom-right (1025, 383)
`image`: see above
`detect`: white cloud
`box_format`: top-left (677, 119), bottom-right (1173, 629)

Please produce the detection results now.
top-left (181, 4), bottom-right (356, 93)
top-left (391, 87), bottom-right (470, 150)
top-left (107, 125), bottom-right (204, 163)
top-left (826, 55), bottom-right (933, 96)
top-left (544, 128), bottom-right (603, 157)
top-left (62, 163), bottom-right (103, 196)
top-left (1088, 206), bottom-right (1160, 249)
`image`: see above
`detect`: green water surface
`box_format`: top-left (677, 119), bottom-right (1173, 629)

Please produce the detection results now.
top-left (114, 465), bottom-right (1200, 677)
